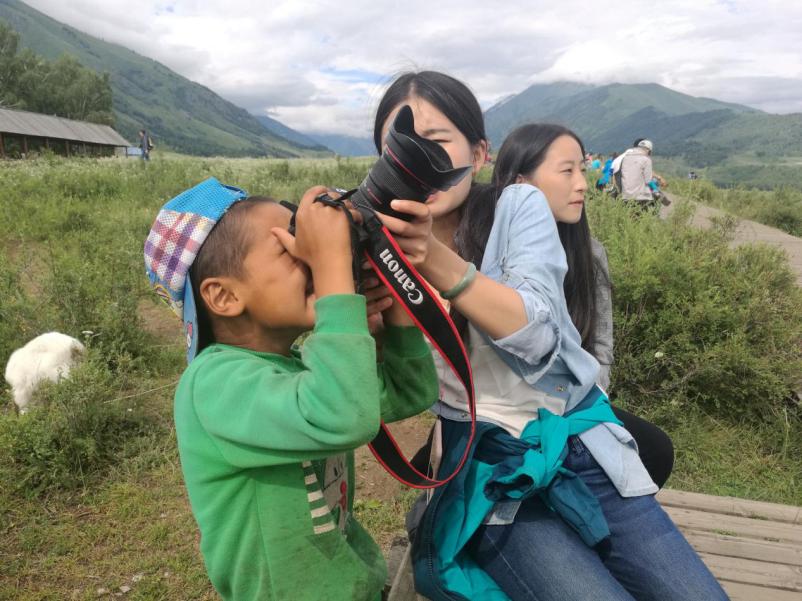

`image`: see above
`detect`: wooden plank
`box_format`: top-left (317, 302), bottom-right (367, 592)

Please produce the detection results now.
top-left (699, 552), bottom-right (802, 592)
top-left (683, 530), bottom-right (802, 567)
top-left (722, 580), bottom-right (802, 601)
top-left (665, 506), bottom-right (802, 544)
top-left (659, 489), bottom-right (802, 525)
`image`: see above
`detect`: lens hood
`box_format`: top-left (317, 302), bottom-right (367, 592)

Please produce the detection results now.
top-left (350, 105), bottom-right (473, 220)
top-left (385, 105), bottom-right (472, 190)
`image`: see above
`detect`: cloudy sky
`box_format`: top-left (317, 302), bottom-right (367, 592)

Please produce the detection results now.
top-left (24, 0), bottom-right (802, 137)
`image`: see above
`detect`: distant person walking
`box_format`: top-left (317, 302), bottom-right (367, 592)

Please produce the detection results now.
top-left (138, 129), bottom-right (153, 161)
top-left (620, 139), bottom-right (655, 210)
top-left (611, 139), bottom-right (643, 195)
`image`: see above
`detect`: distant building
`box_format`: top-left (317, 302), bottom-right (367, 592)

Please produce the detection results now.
top-left (0, 107), bottom-right (131, 158)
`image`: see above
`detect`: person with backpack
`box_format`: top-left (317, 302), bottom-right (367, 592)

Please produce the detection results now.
top-left (620, 139), bottom-right (656, 210)
top-left (138, 129), bottom-right (153, 161)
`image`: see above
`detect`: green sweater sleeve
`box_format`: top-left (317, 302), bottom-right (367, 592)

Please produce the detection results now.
top-left (378, 325), bottom-right (438, 423)
top-left (187, 295), bottom-right (381, 468)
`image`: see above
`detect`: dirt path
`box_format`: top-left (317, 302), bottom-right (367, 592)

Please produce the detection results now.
top-left (663, 192), bottom-right (802, 286)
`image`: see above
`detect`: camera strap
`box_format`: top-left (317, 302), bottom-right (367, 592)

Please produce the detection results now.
top-left (285, 193), bottom-right (476, 489)
top-left (359, 211), bottom-right (476, 489)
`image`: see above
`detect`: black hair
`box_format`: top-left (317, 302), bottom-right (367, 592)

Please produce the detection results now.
top-left (373, 71), bottom-right (493, 265)
top-left (633, 138), bottom-right (644, 147)
top-left (189, 196), bottom-right (276, 351)
top-left (491, 123), bottom-right (598, 350)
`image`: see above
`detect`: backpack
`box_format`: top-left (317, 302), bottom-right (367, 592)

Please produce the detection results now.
top-left (147, 138), bottom-right (154, 151)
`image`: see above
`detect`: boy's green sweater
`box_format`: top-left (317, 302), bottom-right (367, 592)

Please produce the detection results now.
top-left (174, 295), bottom-right (438, 601)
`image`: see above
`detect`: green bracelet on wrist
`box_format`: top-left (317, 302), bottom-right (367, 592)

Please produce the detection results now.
top-left (440, 262), bottom-right (477, 300)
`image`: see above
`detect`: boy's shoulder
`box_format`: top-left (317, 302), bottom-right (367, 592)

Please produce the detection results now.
top-left (179, 344), bottom-right (300, 390)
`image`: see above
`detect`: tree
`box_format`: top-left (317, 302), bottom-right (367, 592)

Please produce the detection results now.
top-left (0, 20), bottom-right (114, 126)
top-left (0, 21), bottom-right (22, 108)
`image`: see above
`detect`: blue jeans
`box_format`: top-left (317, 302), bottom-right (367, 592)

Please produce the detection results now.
top-left (467, 437), bottom-right (729, 601)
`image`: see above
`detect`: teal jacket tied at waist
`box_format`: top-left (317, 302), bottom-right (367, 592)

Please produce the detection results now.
top-left (413, 387), bottom-right (622, 601)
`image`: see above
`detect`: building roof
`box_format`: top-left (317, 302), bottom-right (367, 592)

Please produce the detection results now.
top-left (0, 107), bottom-right (131, 147)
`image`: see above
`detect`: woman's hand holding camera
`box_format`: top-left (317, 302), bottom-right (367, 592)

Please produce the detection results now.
top-left (364, 199), bottom-right (434, 329)
top-left (374, 199), bottom-right (434, 266)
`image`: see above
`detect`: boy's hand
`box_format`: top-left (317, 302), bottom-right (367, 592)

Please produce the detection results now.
top-left (361, 265), bottom-right (392, 321)
top-left (272, 186), bottom-right (356, 298)
top-left (360, 263), bottom-right (414, 328)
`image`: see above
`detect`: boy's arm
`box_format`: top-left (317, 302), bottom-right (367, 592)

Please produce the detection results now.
top-left (377, 302), bottom-right (438, 423)
top-left (189, 296), bottom-right (381, 468)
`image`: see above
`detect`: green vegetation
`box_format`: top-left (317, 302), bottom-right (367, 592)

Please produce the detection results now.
top-left (0, 0), bottom-right (329, 157)
top-left (0, 21), bottom-right (113, 125)
top-left (0, 156), bottom-right (799, 599)
top-left (590, 195), bottom-right (802, 419)
top-left (587, 189), bottom-right (801, 500)
top-left (671, 177), bottom-right (802, 236)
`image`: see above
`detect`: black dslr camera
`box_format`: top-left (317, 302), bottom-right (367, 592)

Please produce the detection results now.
top-left (287, 105), bottom-right (472, 229)
top-left (348, 105), bottom-right (472, 219)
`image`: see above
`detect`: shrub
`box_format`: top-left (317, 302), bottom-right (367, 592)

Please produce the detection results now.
top-left (588, 193), bottom-right (802, 421)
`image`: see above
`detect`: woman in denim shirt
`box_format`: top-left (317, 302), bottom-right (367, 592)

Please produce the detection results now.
top-left (374, 71), bottom-right (727, 600)
top-left (490, 123), bottom-right (675, 489)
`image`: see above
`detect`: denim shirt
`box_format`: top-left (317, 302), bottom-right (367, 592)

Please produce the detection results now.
top-left (434, 184), bottom-right (657, 500)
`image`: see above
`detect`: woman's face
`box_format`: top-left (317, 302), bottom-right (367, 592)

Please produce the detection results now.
top-left (520, 135), bottom-right (587, 224)
top-left (380, 95), bottom-right (486, 220)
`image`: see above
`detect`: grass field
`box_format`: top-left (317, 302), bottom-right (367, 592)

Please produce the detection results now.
top-left (1, 154), bottom-right (800, 600)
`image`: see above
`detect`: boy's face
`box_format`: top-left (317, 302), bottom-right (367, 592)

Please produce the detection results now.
top-left (238, 203), bottom-right (317, 331)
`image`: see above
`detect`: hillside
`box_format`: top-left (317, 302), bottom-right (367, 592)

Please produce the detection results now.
top-left (253, 115), bottom-right (330, 152)
top-left (0, 0), bottom-right (327, 157)
top-left (484, 82), bottom-right (757, 147)
top-left (309, 134), bottom-right (375, 157)
top-left (484, 82), bottom-right (802, 183)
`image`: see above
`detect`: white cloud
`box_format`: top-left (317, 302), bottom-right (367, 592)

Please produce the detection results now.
top-left (21, 0), bottom-right (802, 136)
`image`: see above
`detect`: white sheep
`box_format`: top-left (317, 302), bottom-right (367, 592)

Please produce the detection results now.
top-left (4, 332), bottom-right (86, 414)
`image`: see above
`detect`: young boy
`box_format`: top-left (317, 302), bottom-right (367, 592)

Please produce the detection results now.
top-left (144, 178), bottom-right (438, 601)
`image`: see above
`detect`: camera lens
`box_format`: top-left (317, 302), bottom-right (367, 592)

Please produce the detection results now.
top-left (350, 105), bottom-right (472, 221)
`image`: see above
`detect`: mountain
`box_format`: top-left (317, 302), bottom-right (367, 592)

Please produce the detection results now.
top-left (308, 134), bottom-right (375, 157)
top-left (484, 81), bottom-right (802, 186)
top-left (484, 82), bottom-right (759, 149)
top-left (251, 115), bottom-right (375, 157)
top-left (253, 115), bottom-right (330, 152)
top-left (0, 0), bottom-right (328, 157)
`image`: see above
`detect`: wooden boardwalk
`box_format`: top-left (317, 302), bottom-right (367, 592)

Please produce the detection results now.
top-left (658, 489), bottom-right (802, 600)
top-left (387, 489), bottom-right (802, 600)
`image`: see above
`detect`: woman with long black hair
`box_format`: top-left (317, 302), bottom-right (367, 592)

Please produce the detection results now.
top-left (487, 123), bottom-right (674, 488)
top-left (370, 71), bottom-right (727, 600)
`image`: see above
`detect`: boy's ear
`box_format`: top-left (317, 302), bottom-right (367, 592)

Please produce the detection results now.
top-left (199, 277), bottom-right (245, 318)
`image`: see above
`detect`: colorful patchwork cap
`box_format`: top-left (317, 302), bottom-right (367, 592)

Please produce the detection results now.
top-left (144, 177), bottom-right (248, 363)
